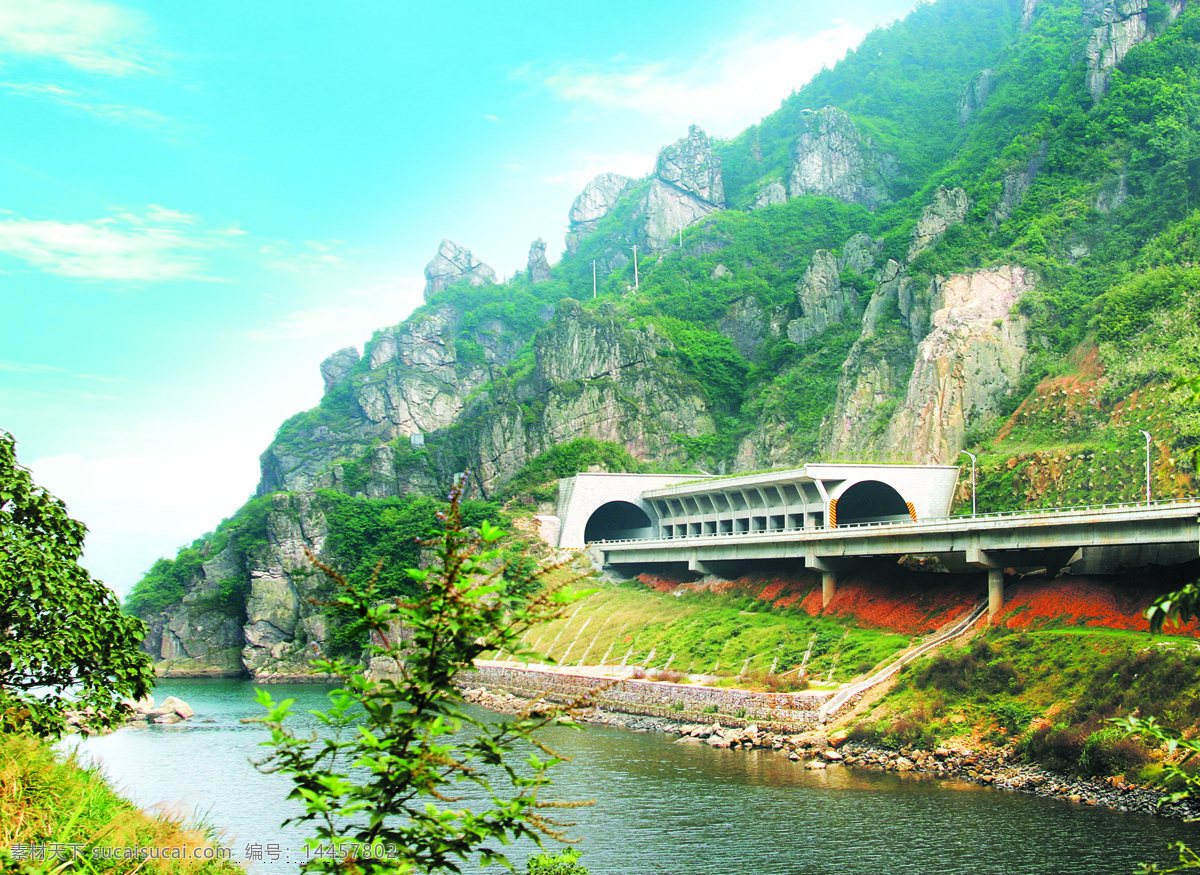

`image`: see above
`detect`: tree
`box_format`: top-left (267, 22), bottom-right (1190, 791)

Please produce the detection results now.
top-left (0, 430), bottom-right (154, 737)
top-left (255, 477), bottom-right (590, 873)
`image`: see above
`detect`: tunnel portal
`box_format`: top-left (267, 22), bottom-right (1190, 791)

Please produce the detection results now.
top-left (584, 500), bottom-right (653, 542)
top-left (835, 480), bottom-right (913, 525)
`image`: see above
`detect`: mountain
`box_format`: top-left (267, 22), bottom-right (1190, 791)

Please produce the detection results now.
top-left (126, 0), bottom-right (1200, 678)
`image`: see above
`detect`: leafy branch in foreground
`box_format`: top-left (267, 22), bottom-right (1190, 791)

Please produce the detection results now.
top-left (0, 430), bottom-right (153, 738)
top-left (256, 477), bottom-right (593, 873)
top-left (1118, 548), bottom-right (1200, 872)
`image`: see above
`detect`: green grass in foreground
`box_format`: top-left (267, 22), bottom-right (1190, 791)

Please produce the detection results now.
top-left (0, 732), bottom-right (241, 874)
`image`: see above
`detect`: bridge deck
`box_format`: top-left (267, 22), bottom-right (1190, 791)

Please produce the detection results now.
top-left (599, 499), bottom-right (1200, 568)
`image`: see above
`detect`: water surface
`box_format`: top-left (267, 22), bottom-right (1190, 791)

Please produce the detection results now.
top-left (71, 679), bottom-right (1199, 874)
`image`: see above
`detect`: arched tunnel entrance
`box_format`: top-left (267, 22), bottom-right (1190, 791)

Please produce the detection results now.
top-left (834, 480), bottom-right (914, 526)
top-left (585, 501), bottom-right (653, 542)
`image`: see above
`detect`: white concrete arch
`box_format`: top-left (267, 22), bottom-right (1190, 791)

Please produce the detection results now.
top-left (555, 472), bottom-right (711, 548)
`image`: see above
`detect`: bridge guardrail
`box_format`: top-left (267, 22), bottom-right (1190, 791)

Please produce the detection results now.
top-left (590, 496), bottom-right (1200, 548)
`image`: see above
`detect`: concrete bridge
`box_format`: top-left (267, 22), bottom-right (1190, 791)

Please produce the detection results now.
top-left (552, 465), bottom-right (1200, 619)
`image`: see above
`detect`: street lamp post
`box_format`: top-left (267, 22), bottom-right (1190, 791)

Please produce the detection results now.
top-left (1139, 429), bottom-right (1152, 505)
top-left (961, 450), bottom-right (977, 517)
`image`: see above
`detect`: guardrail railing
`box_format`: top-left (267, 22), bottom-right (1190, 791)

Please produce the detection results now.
top-left (588, 496), bottom-right (1200, 547)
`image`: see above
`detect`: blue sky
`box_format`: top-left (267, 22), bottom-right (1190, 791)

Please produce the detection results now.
top-left (1, 0), bottom-right (916, 593)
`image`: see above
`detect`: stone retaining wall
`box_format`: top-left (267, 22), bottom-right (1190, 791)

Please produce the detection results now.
top-left (459, 664), bottom-right (836, 731)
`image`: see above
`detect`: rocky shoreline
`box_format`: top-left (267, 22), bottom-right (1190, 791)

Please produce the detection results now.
top-left (461, 687), bottom-right (1200, 821)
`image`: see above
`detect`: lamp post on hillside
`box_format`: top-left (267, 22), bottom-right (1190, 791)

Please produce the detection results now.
top-left (1139, 429), bottom-right (1153, 505)
top-left (960, 450), bottom-right (977, 517)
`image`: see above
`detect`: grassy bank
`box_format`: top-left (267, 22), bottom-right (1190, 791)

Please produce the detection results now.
top-left (516, 575), bottom-right (917, 686)
top-left (0, 733), bottom-right (240, 874)
top-left (845, 625), bottom-right (1200, 782)
top-left (524, 567), bottom-right (1200, 786)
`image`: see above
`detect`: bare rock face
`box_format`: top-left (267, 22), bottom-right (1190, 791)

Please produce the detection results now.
top-left (909, 186), bottom-right (971, 261)
top-left (788, 234), bottom-right (882, 345)
top-left (1084, 0), bottom-right (1184, 101)
top-left (787, 107), bottom-right (896, 208)
top-left (751, 180), bottom-right (788, 209)
top-left (994, 144), bottom-right (1047, 223)
top-left (465, 301), bottom-right (717, 489)
top-left (422, 238), bottom-right (497, 300)
top-left (357, 305), bottom-right (483, 434)
top-left (139, 493), bottom-right (337, 680)
top-left (820, 259), bottom-right (918, 460)
top-left (565, 172), bottom-right (636, 255)
top-left (884, 266), bottom-right (1034, 463)
top-left (957, 70), bottom-right (995, 125)
top-left (637, 126), bottom-right (725, 251)
top-left (527, 238), bottom-right (552, 283)
top-left (143, 552), bottom-right (246, 677)
top-left (640, 178), bottom-right (721, 251)
top-left (1022, 0), bottom-right (1042, 28)
top-left (241, 493), bottom-right (336, 680)
top-left (320, 346), bottom-right (359, 393)
top-left (259, 303), bottom-right (529, 496)
top-left (822, 186), bottom-right (973, 461)
top-left (655, 124), bottom-right (725, 207)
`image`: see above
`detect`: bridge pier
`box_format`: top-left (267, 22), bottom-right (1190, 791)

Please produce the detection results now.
top-left (988, 567), bottom-right (1004, 621)
top-left (823, 569), bottom-right (837, 607)
top-left (808, 557), bottom-right (838, 607)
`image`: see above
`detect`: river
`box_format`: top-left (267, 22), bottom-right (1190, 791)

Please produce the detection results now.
top-left (68, 679), bottom-right (1197, 874)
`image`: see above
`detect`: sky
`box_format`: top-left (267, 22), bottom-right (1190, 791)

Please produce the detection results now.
top-left (1, 0), bottom-right (917, 595)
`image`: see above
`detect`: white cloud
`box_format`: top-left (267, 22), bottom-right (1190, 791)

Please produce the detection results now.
top-left (0, 358), bottom-right (130, 384)
top-left (0, 0), bottom-right (156, 76)
top-left (0, 205), bottom-right (214, 280)
top-left (529, 21), bottom-right (867, 136)
top-left (259, 238), bottom-right (352, 274)
top-left (1, 80), bottom-right (180, 131)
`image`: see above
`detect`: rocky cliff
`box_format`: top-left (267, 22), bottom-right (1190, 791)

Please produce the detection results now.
top-left (142, 493), bottom-right (334, 679)
top-left (134, 0), bottom-right (1200, 678)
top-left (787, 107), bottom-right (896, 208)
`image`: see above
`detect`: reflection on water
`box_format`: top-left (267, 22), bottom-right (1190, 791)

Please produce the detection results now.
top-left (69, 679), bottom-right (1198, 874)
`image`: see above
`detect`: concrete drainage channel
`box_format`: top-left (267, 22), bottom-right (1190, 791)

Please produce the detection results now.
top-left (819, 598), bottom-right (990, 721)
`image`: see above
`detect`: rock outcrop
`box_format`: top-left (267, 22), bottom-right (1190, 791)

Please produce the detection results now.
top-left (422, 239), bottom-right (497, 300)
top-left (259, 303), bottom-right (524, 496)
top-left (320, 346), bottom-right (360, 392)
top-left (640, 179), bottom-right (721, 251)
top-left (139, 493), bottom-right (344, 681)
top-left (463, 301), bottom-right (717, 489)
top-left (822, 187), bottom-right (982, 461)
top-left (1084, 0), bottom-right (1185, 101)
top-left (787, 234), bottom-right (882, 345)
top-left (640, 126), bottom-right (725, 250)
top-left (909, 186), bottom-right (971, 261)
top-left (787, 107), bottom-right (896, 208)
top-left (141, 548), bottom-right (248, 678)
top-left (565, 172), bottom-right (636, 255)
top-left (957, 69), bottom-right (995, 126)
top-left (527, 238), bottom-right (552, 283)
top-left (884, 266), bottom-right (1033, 463)
top-left (242, 493), bottom-right (337, 680)
top-left (751, 180), bottom-right (788, 209)
top-left (654, 124), bottom-right (725, 208)
top-left (995, 143), bottom-right (1047, 223)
